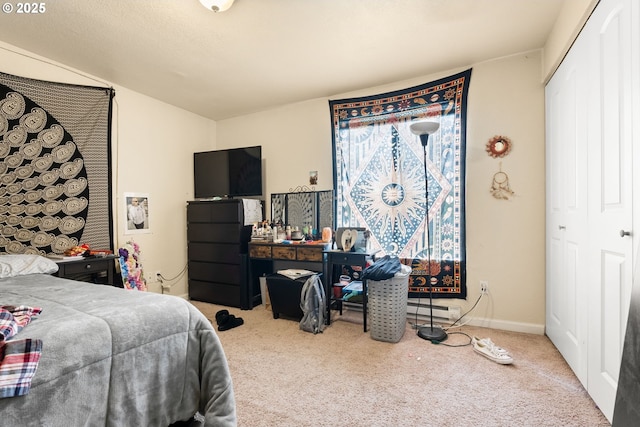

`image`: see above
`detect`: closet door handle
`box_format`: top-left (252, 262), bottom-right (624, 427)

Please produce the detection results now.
top-left (620, 230), bottom-right (631, 237)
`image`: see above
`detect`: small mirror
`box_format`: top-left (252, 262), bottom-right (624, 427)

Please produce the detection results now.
top-left (486, 135), bottom-right (512, 158)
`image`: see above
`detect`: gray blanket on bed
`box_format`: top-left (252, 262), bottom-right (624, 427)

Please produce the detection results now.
top-left (0, 274), bottom-right (236, 427)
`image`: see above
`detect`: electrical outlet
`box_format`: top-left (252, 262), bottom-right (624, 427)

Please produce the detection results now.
top-left (480, 280), bottom-right (489, 294)
top-left (155, 271), bottom-right (163, 283)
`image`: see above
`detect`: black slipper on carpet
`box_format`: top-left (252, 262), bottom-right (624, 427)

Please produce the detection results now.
top-left (215, 309), bottom-right (229, 325)
top-left (218, 314), bottom-right (244, 331)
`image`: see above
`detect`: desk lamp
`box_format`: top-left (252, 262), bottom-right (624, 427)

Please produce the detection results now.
top-left (409, 120), bottom-right (448, 343)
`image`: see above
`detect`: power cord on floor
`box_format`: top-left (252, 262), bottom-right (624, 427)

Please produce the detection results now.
top-left (408, 292), bottom-right (485, 347)
top-left (158, 263), bottom-right (188, 294)
top-left (444, 292), bottom-right (483, 330)
top-left (435, 293), bottom-right (485, 346)
top-left (429, 330), bottom-right (473, 347)
top-left (409, 291), bottom-right (484, 331)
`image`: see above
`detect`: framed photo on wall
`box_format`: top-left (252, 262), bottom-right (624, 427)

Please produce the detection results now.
top-left (124, 192), bottom-right (150, 234)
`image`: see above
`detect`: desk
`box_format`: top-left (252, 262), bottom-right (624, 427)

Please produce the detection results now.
top-left (248, 241), bottom-right (330, 312)
top-left (53, 255), bottom-right (118, 285)
top-left (323, 250), bottom-right (373, 332)
top-left (249, 241), bottom-right (329, 267)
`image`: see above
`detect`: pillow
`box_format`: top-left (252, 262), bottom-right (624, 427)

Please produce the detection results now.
top-left (0, 255), bottom-right (59, 278)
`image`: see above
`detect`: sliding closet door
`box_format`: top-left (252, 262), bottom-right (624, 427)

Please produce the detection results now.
top-left (545, 31), bottom-right (589, 386)
top-left (586, 0), bottom-right (636, 420)
top-left (546, 0), bottom-right (638, 421)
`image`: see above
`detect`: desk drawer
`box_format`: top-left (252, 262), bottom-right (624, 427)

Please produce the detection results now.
top-left (62, 259), bottom-right (110, 275)
top-left (272, 246), bottom-right (295, 260)
top-left (330, 252), bottom-right (364, 265)
top-left (249, 245), bottom-right (272, 258)
top-left (297, 247), bottom-right (323, 262)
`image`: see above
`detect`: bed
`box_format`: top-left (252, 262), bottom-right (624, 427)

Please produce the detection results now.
top-left (0, 255), bottom-right (236, 426)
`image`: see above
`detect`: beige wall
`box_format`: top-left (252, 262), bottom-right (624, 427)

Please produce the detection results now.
top-left (112, 88), bottom-right (215, 295)
top-left (0, 41), bottom-right (216, 296)
top-left (218, 51), bottom-right (547, 333)
top-left (542, 0), bottom-right (599, 81)
top-left (217, 99), bottom-right (333, 195)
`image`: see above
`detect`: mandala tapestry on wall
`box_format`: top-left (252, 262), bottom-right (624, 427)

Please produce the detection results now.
top-left (329, 69), bottom-right (471, 299)
top-left (0, 73), bottom-right (114, 255)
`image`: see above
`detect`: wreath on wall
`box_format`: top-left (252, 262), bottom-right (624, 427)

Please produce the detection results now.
top-left (485, 135), bottom-right (512, 158)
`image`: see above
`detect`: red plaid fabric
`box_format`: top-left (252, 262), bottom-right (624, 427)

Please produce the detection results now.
top-left (0, 305), bottom-right (43, 398)
top-left (0, 339), bottom-right (43, 398)
top-left (0, 305), bottom-right (43, 342)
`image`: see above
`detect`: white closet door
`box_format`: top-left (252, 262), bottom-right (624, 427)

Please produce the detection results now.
top-left (586, 0), bottom-right (635, 421)
top-left (545, 33), bottom-right (589, 386)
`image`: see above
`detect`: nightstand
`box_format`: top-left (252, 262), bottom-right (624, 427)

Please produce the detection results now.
top-left (323, 250), bottom-right (374, 332)
top-left (53, 255), bottom-right (118, 285)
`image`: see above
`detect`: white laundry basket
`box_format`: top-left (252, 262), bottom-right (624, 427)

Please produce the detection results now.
top-left (368, 264), bottom-right (411, 343)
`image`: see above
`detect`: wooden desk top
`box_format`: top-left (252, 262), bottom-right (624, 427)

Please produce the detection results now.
top-left (249, 240), bottom-right (330, 262)
top-left (249, 240), bottom-right (330, 247)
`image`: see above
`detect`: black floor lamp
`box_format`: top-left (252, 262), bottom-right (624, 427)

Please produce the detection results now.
top-left (409, 120), bottom-right (448, 343)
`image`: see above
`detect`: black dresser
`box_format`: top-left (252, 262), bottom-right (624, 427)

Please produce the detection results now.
top-left (187, 199), bottom-right (260, 309)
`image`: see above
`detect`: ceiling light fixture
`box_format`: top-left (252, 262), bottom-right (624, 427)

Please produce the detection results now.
top-left (199, 0), bottom-right (235, 13)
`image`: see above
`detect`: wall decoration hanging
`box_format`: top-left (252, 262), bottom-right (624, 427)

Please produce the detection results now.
top-left (124, 192), bottom-right (151, 234)
top-left (0, 72), bottom-right (114, 255)
top-left (490, 162), bottom-right (515, 200)
top-left (485, 135), bottom-right (512, 158)
top-left (329, 69), bottom-right (471, 299)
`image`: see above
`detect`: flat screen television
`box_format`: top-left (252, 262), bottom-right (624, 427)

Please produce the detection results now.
top-left (194, 145), bottom-right (262, 198)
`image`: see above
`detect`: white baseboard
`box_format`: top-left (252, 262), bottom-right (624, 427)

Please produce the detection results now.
top-left (406, 311), bottom-right (545, 335)
top-left (464, 316), bottom-right (545, 335)
top-left (349, 304), bottom-right (546, 335)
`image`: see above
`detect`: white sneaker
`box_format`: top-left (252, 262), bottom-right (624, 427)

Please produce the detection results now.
top-left (472, 337), bottom-right (513, 365)
top-left (472, 336), bottom-right (511, 356)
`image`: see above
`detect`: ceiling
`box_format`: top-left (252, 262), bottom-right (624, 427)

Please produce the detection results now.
top-left (0, 0), bottom-right (565, 121)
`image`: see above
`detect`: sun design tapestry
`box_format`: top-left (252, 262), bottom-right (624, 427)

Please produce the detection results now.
top-left (0, 72), bottom-right (114, 255)
top-left (329, 69), bottom-right (471, 299)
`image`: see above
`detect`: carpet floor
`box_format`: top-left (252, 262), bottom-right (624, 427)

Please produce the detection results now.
top-left (191, 301), bottom-right (610, 427)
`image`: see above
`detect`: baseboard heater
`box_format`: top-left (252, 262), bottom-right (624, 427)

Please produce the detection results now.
top-left (406, 300), bottom-right (460, 321)
top-left (341, 300), bottom-right (460, 321)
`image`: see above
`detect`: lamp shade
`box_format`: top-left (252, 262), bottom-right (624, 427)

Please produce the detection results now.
top-left (409, 120), bottom-right (440, 136)
top-left (199, 0), bottom-right (235, 12)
